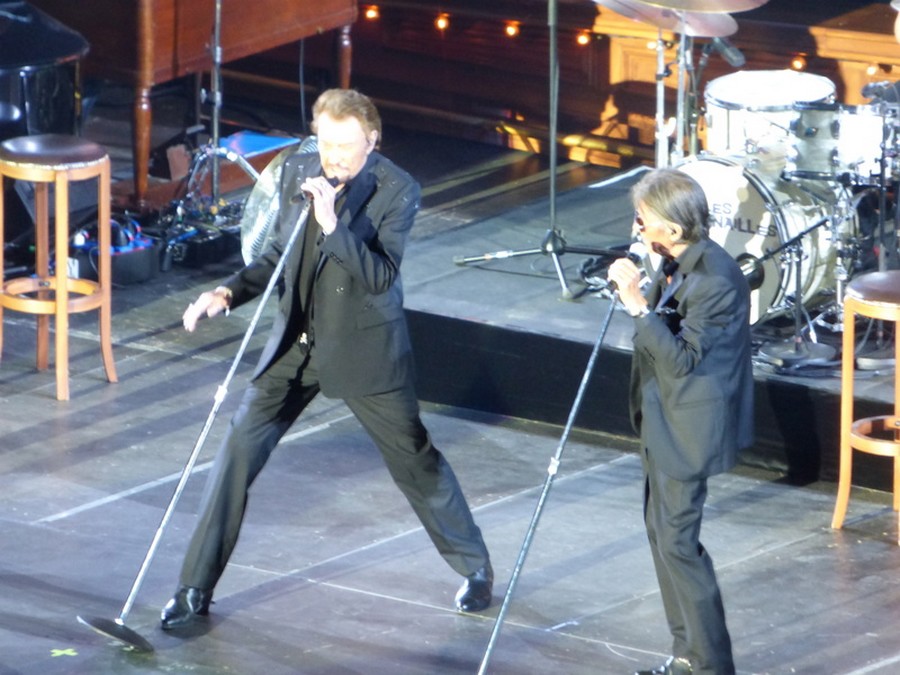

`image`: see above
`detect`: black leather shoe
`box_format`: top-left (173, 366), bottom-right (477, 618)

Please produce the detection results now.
top-left (634, 656), bottom-right (692, 675)
top-left (160, 585), bottom-right (213, 630)
top-left (455, 563), bottom-right (493, 612)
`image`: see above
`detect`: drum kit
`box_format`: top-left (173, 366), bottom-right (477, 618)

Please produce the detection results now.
top-left (597, 0), bottom-right (900, 365)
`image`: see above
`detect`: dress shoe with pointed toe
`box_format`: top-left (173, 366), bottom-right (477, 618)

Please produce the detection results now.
top-left (634, 656), bottom-right (692, 675)
top-left (455, 563), bottom-right (493, 612)
top-left (160, 585), bottom-right (213, 630)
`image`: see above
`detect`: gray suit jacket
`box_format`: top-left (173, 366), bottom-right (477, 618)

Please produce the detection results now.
top-left (222, 150), bottom-right (421, 399)
top-left (629, 239), bottom-right (754, 481)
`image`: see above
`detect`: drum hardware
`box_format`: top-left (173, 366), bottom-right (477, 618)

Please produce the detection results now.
top-left (811, 195), bottom-right (862, 334)
top-left (852, 131), bottom-right (900, 370)
top-left (178, 0), bottom-right (260, 211)
top-left (594, 0), bottom-right (763, 167)
top-left (757, 216), bottom-right (838, 366)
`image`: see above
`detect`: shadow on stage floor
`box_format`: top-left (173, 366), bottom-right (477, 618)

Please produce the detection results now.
top-left (1, 100), bottom-right (899, 673)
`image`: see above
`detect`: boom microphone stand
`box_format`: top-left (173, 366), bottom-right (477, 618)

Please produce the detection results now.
top-left (76, 199), bottom-right (313, 652)
top-left (757, 216), bottom-right (836, 366)
top-left (478, 292), bottom-right (620, 674)
top-left (454, 0), bottom-right (610, 300)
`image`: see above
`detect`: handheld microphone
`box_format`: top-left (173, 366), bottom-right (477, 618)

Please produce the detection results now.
top-left (291, 175), bottom-right (341, 204)
top-left (711, 37), bottom-right (746, 68)
top-left (607, 241), bottom-right (648, 292)
top-left (861, 80), bottom-right (900, 102)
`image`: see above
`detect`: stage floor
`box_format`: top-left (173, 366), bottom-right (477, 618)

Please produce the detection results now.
top-left (1, 85), bottom-right (899, 674)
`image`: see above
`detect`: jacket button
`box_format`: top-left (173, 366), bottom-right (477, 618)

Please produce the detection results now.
top-left (336, 286), bottom-right (345, 294)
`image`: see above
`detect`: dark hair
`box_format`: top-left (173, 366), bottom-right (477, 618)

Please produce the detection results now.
top-left (631, 168), bottom-right (709, 243)
top-left (311, 89), bottom-right (382, 148)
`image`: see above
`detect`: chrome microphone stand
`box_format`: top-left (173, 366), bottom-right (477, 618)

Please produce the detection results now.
top-left (477, 292), bottom-right (620, 674)
top-left (76, 198), bottom-right (313, 653)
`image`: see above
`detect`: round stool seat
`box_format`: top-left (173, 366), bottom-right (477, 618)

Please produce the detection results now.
top-left (845, 271), bottom-right (900, 308)
top-left (0, 133), bottom-right (108, 169)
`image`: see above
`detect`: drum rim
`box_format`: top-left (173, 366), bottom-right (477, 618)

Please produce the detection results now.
top-left (705, 70), bottom-right (835, 113)
top-left (793, 101), bottom-right (841, 112)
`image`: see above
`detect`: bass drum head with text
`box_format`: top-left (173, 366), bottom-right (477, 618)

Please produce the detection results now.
top-left (676, 156), bottom-right (844, 324)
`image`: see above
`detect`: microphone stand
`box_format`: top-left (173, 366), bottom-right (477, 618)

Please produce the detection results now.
top-left (477, 292), bottom-right (620, 674)
top-left (453, 0), bottom-right (613, 301)
top-left (758, 216), bottom-right (837, 366)
top-left (76, 199), bottom-right (313, 653)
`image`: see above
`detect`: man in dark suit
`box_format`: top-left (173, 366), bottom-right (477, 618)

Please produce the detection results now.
top-left (160, 89), bottom-right (493, 629)
top-left (608, 168), bottom-right (754, 675)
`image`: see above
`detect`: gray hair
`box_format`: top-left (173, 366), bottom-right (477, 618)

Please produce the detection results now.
top-left (311, 88), bottom-right (382, 148)
top-left (631, 168), bottom-right (709, 243)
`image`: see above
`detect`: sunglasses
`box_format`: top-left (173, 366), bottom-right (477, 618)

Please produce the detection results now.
top-left (634, 211), bottom-right (648, 232)
top-left (634, 210), bottom-right (671, 234)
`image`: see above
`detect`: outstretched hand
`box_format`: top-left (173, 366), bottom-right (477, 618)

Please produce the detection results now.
top-left (183, 288), bottom-right (231, 332)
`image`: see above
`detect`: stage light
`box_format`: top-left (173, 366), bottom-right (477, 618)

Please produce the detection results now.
top-left (435, 13), bottom-right (450, 32)
top-left (363, 5), bottom-right (380, 21)
top-left (505, 21), bottom-right (521, 38)
top-left (576, 30), bottom-right (592, 46)
top-left (790, 54), bottom-right (807, 71)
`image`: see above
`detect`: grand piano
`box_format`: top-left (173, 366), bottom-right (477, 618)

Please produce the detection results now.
top-left (29, 0), bottom-right (358, 208)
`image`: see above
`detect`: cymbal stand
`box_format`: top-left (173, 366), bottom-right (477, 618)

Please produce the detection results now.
top-left (654, 29), bottom-right (670, 168)
top-left (813, 187), bottom-right (861, 333)
top-left (758, 217), bottom-right (837, 366)
top-left (182, 0), bottom-right (259, 208)
top-left (673, 28), bottom-right (692, 164)
top-left (855, 107), bottom-right (899, 368)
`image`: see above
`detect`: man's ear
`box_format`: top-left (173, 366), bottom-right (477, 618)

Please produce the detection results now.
top-left (667, 223), bottom-right (683, 243)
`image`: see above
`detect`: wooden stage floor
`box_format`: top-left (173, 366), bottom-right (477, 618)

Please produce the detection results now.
top-left (1, 84), bottom-right (899, 674)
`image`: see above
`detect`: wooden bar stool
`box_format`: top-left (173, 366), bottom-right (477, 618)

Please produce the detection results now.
top-left (0, 134), bottom-right (117, 401)
top-left (831, 270), bottom-right (900, 544)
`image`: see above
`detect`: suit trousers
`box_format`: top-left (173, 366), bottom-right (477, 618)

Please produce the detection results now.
top-left (179, 340), bottom-right (489, 591)
top-left (642, 447), bottom-right (734, 675)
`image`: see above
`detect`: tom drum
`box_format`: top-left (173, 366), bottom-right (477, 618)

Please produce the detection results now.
top-left (705, 70), bottom-right (835, 185)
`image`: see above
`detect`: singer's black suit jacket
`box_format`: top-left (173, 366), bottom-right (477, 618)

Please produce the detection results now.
top-left (629, 238), bottom-right (754, 480)
top-left (221, 150), bottom-right (420, 398)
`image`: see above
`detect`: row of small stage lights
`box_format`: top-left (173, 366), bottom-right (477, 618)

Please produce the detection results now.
top-left (360, 4), bottom-right (896, 81)
top-left (361, 5), bottom-right (595, 47)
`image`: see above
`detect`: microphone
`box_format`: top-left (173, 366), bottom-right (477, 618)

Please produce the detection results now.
top-left (607, 241), bottom-right (648, 293)
top-left (626, 240), bottom-right (647, 265)
top-left (297, 134), bottom-right (318, 154)
top-left (711, 37), bottom-right (746, 68)
top-left (736, 253), bottom-right (765, 292)
top-left (291, 175), bottom-right (340, 204)
top-left (861, 80), bottom-right (900, 103)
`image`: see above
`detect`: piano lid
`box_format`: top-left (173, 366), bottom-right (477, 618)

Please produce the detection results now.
top-left (0, 1), bottom-right (88, 72)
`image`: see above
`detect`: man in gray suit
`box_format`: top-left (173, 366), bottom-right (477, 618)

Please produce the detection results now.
top-left (608, 168), bottom-right (754, 675)
top-left (160, 89), bottom-right (492, 629)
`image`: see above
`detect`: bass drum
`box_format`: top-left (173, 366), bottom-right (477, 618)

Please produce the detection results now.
top-left (676, 156), bottom-right (851, 324)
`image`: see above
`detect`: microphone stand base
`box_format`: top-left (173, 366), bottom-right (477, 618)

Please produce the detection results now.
top-left (758, 339), bottom-right (837, 368)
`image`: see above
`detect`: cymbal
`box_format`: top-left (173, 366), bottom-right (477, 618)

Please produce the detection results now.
top-left (629, 0), bottom-right (767, 13)
top-left (596, 0), bottom-right (738, 37)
